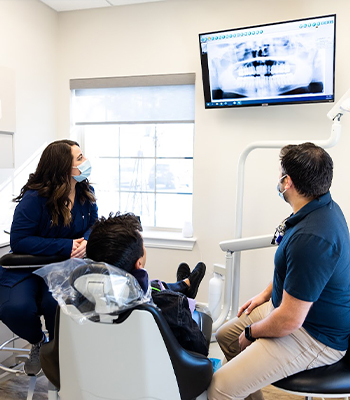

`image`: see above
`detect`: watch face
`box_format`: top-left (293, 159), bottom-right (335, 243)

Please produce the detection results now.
top-left (245, 325), bottom-right (255, 342)
top-left (245, 326), bottom-right (250, 338)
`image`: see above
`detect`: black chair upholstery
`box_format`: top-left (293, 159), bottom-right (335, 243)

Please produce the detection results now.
top-left (273, 351), bottom-right (350, 398)
top-left (0, 253), bottom-right (68, 267)
top-left (40, 307), bottom-right (61, 390)
top-left (143, 303), bottom-right (213, 400)
top-left (192, 308), bottom-right (213, 348)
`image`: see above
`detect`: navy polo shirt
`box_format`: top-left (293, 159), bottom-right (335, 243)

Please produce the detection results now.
top-left (272, 192), bottom-right (350, 350)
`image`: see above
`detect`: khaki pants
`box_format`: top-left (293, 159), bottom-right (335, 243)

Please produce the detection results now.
top-left (208, 300), bottom-right (345, 400)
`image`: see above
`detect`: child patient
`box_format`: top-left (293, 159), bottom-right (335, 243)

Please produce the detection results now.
top-left (86, 212), bottom-right (208, 356)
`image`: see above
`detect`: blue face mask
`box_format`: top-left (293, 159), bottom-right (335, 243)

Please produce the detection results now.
top-left (73, 159), bottom-right (91, 182)
top-left (277, 174), bottom-right (287, 200)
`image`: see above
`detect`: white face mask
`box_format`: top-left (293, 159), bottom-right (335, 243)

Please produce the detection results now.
top-left (72, 159), bottom-right (92, 182)
top-left (277, 174), bottom-right (288, 200)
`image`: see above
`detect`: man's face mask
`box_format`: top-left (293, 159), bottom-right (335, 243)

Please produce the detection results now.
top-left (277, 174), bottom-right (288, 200)
top-left (73, 159), bottom-right (92, 182)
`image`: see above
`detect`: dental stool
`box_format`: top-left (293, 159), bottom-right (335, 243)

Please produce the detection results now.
top-left (272, 347), bottom-right (350, 400)
top-left (39, 261), bottom-right (214, 400)
top-left (0, 253), bottom-right (67, 400)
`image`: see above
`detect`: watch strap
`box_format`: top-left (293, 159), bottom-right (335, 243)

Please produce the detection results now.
top-left (245, 325), bottom-right (256, 342)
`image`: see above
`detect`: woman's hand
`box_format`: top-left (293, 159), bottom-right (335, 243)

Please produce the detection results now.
top-left (71, 238), bottom-right (87, 259)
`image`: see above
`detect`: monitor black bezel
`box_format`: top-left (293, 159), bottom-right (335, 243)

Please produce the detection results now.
top-left (198, 14), bottom-right (336, 109)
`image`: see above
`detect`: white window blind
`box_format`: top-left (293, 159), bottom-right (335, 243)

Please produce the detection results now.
top-left (70, 73), bottom-right (195, 229)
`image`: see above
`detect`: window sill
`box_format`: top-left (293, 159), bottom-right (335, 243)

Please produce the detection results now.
top-left (143, 230), bottom-right (196, 251)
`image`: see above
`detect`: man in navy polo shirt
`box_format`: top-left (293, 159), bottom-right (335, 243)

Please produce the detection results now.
top-left (209, 142), bottom-right (350, 400)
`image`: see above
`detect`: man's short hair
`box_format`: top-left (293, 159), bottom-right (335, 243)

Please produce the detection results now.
top-left (86, 212), bottom-right (144, 273)
top-left (280, 142), bottom-right (333, 199)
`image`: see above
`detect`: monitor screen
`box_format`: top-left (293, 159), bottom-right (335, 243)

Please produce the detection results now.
top-left (199, 14), bottom-right (336, 109)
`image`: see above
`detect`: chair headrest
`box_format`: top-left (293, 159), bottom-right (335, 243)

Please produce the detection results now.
top-left (69, 263), bottom-right (147, 315)
top-left (34, 258), bottom-right (152, 323)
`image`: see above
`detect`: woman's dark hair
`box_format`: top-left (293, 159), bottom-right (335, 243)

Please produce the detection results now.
top-left (14, 139), bottom-right (96, 226)
top-left (280, 142), bottom-right (333, 199)
top-left (86, 212), bottom-right (144, 273)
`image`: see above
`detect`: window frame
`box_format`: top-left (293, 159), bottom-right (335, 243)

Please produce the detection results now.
top-left (70, 73), bottom-right (196, 241)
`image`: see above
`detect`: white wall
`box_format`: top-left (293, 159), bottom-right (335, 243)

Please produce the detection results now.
top-left (0, 0), bottom-right (58, 226)
top-left (55, 0), bottom-right (350, 306)
top-left (1, 0), bottom-right (350, 309)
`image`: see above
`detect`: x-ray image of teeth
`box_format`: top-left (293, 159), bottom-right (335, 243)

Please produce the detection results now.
top-left (207, 33), bottom-right (325, 100)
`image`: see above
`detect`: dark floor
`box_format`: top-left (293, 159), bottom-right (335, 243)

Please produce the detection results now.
top-left (0, 374), bottom-right (48, 400)
top-left (0, 374), bottom-right (307, 400)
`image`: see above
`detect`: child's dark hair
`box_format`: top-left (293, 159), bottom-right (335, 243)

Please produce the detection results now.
top-left (86, 212), bottom-right (144, 273)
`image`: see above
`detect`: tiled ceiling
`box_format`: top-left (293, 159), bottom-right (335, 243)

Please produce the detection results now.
top-left (39, 0), bottom-right (166, 12)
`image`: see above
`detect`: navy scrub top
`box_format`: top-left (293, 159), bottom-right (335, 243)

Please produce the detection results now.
top-left (0, 186), bottom-right (98, 287)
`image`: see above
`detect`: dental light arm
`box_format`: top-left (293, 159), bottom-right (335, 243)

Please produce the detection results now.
top-left (325, 86), bottom-right (350, 150)
top-left (212, 235), bottom-right (274, 331)
top-left (220, 235), bottom-right (273, 253)
top-left (327, 87), bottom-right (350, 121)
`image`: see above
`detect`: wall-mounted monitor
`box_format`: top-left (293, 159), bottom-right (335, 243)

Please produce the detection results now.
top-left (199, 14), bottom-right (336, 109)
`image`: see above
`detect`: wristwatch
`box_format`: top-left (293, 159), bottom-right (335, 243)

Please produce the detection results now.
top-left (244, 325), bottom-right (256, 342)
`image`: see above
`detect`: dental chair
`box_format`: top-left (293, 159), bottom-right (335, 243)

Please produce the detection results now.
top-left (38, 260), bottom-right (213, 400)
top-left (0, 253), bottom-right (68, 400)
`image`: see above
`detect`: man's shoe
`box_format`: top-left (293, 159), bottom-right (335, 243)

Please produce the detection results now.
top-left (187, 262), bottom-right (206, 299)
top-left (24, 334), bottom-right (48, 376)
top-left (177, 262), bottom-right (191, 282)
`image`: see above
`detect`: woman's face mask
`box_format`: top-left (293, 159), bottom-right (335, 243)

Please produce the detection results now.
top-left (72, 159), bottom-right (92, 182)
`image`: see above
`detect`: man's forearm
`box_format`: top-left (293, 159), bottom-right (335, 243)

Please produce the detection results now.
top-left (250, 307), bottom-right (300, 338)
top-left (249, 290), bottom-right (312, 339)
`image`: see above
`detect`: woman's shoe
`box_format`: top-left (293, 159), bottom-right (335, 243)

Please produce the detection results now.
top-left (24, 333), bottom-right (48, 376)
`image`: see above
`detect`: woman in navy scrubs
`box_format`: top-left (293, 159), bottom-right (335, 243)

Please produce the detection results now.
top-left (0, 139), bottom-right (98, 375)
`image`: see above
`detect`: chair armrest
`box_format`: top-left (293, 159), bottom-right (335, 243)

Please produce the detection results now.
top-left (0, 253), bottom-right (68, 268)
